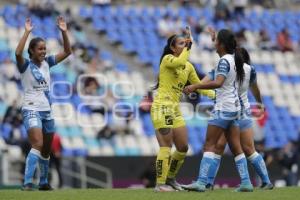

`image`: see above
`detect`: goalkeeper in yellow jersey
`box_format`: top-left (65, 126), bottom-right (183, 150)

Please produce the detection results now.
top-left (151, 27), bottom-right (215, 192)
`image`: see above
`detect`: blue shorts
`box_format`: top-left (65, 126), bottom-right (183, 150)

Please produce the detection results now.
top-left (208, 110), bottom-right (239, 130)
top-left (238, 108), bottom-right (253, 131)
top-left (22, 109), bottom-right (55, 134)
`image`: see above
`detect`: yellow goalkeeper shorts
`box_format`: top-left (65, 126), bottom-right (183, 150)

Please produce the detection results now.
top-left (150, 103), bottom-right (185, 130)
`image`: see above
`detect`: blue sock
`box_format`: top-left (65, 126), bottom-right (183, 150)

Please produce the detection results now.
top-left (235, 154), bottom-right (251, 185)
top-left (39, 156), bottom-right (50, 185)
top-left (197, 152), bottom-right (215, 184)
top-left (248, 152), bottom-right (270, 184)
top-left (207, 154), bottom-right (221, 185)
top-left (24, 149), bottom-right (40, 185)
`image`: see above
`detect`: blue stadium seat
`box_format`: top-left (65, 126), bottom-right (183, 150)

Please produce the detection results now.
top-left (79, 6), bottom-right (91, 19)
top-left (141, 113), bottom-right (155, 136)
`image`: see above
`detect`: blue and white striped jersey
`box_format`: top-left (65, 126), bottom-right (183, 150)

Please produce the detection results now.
top-left (18, 55), bottom-right (56, 111)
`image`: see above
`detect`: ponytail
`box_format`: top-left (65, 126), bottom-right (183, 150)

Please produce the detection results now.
top-left (152, 35), bottom-right (177, 90)
top-left (240, 47), bottom-right (250, 65)
top-left (217, 29), bottom-right (245, 85)
top-left (234, 47), bottom-right (245, 85)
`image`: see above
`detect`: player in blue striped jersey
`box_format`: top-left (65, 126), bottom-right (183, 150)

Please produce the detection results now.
top-left (183, 29), bottom-right (253, 192)
top-left (15, 17), bottom-right (71, 191)
top-left (206, 48), bottom-right (273, 190)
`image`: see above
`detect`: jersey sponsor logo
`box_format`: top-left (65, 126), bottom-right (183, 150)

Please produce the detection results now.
top-left (33, 83), bottom-right (48, 91)
top-left (171, 85), bottom-right (183, 92)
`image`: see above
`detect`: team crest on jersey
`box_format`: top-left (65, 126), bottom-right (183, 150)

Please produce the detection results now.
top-left (165, 115), bottom-right (173, 125)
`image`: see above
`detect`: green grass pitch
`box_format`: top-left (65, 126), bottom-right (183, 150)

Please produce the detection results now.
top-left (1, 187), bottom-right (299, 200)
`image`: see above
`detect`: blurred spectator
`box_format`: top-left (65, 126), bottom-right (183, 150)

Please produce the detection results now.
top-left (139, 160), bottom-right (156, 188)
top-left (200, 0), bottom-right (217, 8)
top-left (235, 29), bottom-right (247, 45)
top-left (64, 8), bottom-right (78, 29)
top-left (257, 29), bottom-right (276, 50)
top-left (50, 133), bottom-right (63, 188)
top-left (278, 142), bottom-right (299, 186)
top-left (0, 59), bottom-right (20, 82)
top-left (233, 0), bottom-right (248, 17)
top-left (68, 46), bottom-right (87, 73)
top-left (180, 0), bottom-right (191, 7)
top-left (81, 77), bottom-right (106, 114)
top-left (235, 29), bottom-right (255, 50)
top-left (214, 0), bottom-right (231, 22)
top-left (139, 91), bottom-right (153, 113)
top-left (97, 124), bottom-right (116, 139)
top-left (1, 101), bottom-right (25, 146)
top-left (92, 0), bottom-right (111, 6)
top-left (27, 0), bottom-right (57, 18)
top-left (277, 29), bottom-right (294, 52)
top-left (72, 25), bottom-right (87, 46)
top-left (3, 100), bottom-right (22, 126)
top-left (158, 14), bottom-right (176, 38)
top-left (173, 16), bottom-right (184, 33)
top-left (186, 16), bottom-right (198, 34)
top-left (198, 30), bottom-right (215, 51)
top-left (113, 103), bottom-right (134, 135)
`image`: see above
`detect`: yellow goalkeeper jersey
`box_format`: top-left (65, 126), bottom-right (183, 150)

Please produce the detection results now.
top-left (153, 47), bottom-right (215, 105)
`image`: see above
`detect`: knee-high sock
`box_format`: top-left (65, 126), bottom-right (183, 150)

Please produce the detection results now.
top-left (39, 155), bottom-right (50, 185)
top-left (197, 152), bottom-right (215, 184)
top-left (156, 147), bottom-right (171, 185)
top-left (235, 153), bottom-right (252, 185)
top-left (207, 153), bottom-right (221, 185)
top-left (248, 152), bottom-right (271, 184)
top-left (167, 150), bottom-right (187, 179)
top-left (24, 148), bottom-right (40, 185)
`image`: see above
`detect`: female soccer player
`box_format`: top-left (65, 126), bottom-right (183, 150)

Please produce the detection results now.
top-left (205, 47), bottom-right (273, 190)
top-left (151, 28), bottom-right (215, 192)
top-left (15, 17), bottom-right (71, 191)
top-left (183, 29), bottom-right (253, 192)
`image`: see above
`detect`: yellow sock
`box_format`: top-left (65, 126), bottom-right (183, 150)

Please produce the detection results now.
top-left (167, 150), bottom-right (187, 179)
top-left (156, 147), bottom-right (171, 185)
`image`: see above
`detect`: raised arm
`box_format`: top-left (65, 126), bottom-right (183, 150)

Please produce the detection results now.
top-left (207, 26), bottom-right (216, 42)
top-left (15, 18), bottom-right (33, 71)
top-left (55, 16), bottom-right (72, 63)
top-left (161, 48), bottom-right (190, 68)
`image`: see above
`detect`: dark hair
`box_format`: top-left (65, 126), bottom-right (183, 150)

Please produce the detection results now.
top-left (240, 47), bottom-right (250, 65)
top-left (28, 37), bottom-right (45, 58)
top-left (84, 77), bottom-right (99, 88)
top-left (152, 34), bottom-right (178, 90)
top-left (217, 29), bottom-right (244, 84)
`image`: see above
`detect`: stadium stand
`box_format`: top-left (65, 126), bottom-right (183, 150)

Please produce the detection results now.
top-left (0, 2), bottom-right (299, 159)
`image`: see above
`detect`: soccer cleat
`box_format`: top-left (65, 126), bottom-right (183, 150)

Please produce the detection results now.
top-left (166, 178), bottom-right (184, 191)
top-left (154, 184), bottom-right (176, 192)
top-left (21, 183), bottom-right (36, 191)
top-left (38, 183), bottom-right (54, 191)
top-left (260, 182), bottom-right (274, 190)
top-left (181, 181), bottom-right (206, 192)
top-left (234, 184), bottom-right (254, 192)
top-left (205, 183), bottom-right (214, 190)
